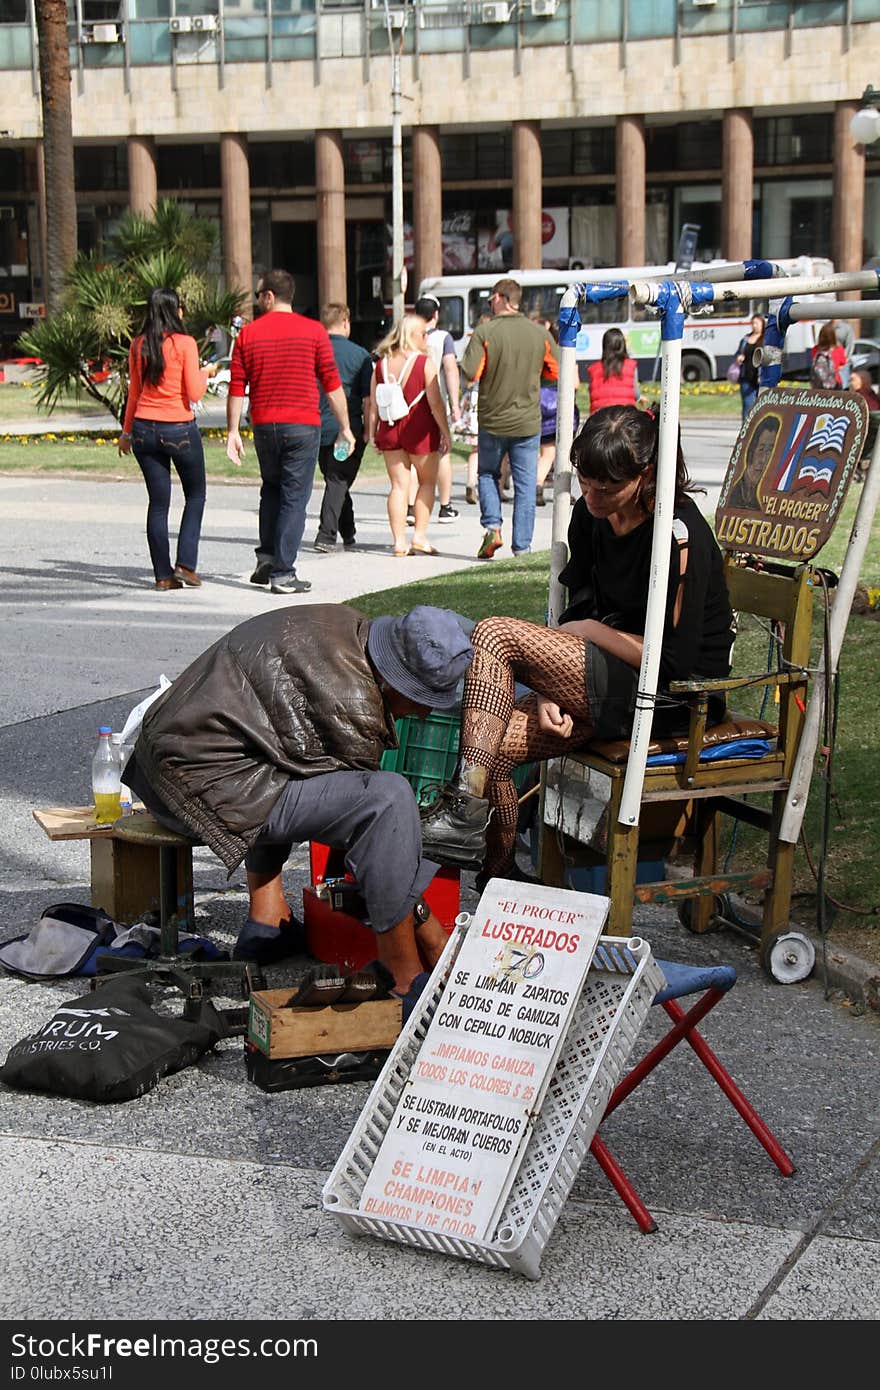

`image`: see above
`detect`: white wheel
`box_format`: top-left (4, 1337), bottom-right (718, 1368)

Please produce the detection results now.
top-left (765, 931), bottom-right (816, 984)
top-left (213, 379), bottom-right (229, 398)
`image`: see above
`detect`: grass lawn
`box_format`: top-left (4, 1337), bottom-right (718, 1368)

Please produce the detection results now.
top-left (348, 487), bottom-right (880, 956)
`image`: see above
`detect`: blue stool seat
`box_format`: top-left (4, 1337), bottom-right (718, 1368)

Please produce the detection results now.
top-left (653, 959), bottom-right (737, 1005)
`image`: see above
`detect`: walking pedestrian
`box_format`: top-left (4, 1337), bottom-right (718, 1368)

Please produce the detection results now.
top-left (460, 277), bottom-right (559, 560)
top-left (368, 313), bottom-right (451, 557)
top-left (313, 303), bottom-right (373, 552)
top-left (415, 295), bottom-right (462, 522)
top-left (118, 286), bottom-right (217, 592)
top-left (734, 314), bottom-right (765, 419)
top-left (225, 269), bottom-right (355, 596)
top-left (586, 327), bottom-right (641, 416)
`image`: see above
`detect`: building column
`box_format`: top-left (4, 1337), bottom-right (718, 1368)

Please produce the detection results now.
top-left (615, 115), bottom-right (645, 266)
top-left (127, 136), bottom-right (157, 216)
top-left (832, 100), bottom-right (865, 272)
top-left (721, 109), bottom-right (753, 262)
top-left (220, 133), bottom-right (253, 319)
top-left (833, 101), bottom-right (866, 335)
top-left (315, 129), bottom-right (346, 310)
top-left (513, 121), bottom-right (543, 269)
top-left (413, 125), bottom-right (442, 289)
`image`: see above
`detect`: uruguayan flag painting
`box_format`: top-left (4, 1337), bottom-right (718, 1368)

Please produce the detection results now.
top-left (806, 412), bottom-right (848, 454)
top-left (773, 413), bottom-right (812, 492)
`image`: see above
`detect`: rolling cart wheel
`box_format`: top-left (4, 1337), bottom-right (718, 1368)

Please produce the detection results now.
top-left (676, 896), bottom-right (725, 934)
top-left (761, 930), bottom-right (816, 984)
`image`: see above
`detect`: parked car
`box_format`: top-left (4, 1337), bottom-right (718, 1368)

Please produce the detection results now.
top-left (851, 338), bottom-right (880, 386)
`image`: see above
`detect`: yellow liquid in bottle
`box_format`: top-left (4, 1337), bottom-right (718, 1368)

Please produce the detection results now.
top-left (94, 791), bottom-right (122, 824)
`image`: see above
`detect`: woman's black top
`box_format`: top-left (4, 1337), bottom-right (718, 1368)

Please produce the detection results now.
top-left (558, 493), bottom-right (734, 688)
top-left (739, 336), bottom-right (760, 388)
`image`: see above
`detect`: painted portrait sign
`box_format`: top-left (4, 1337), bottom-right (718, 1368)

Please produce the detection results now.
top-left (715, 387), bottom-right (868, 562)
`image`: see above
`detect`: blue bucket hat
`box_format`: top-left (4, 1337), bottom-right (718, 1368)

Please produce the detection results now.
top-left (367, 607), bottom-right (473, 709)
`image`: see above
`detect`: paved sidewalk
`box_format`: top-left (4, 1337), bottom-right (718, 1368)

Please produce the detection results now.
top-left (1, 446), bottom-right (878, 1323)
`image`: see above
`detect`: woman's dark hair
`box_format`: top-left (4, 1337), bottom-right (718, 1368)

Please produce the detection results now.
top-left (601, 327), bottom-right (628, 378)
top-left (816, 322), bottom-right (837, 352)
top-left (571, 405), bottom-right (692, 510)
top-left (139, 286), bottom-right (184, 387)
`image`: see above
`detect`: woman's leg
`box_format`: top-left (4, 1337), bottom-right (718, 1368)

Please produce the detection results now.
top-left (483, 694), bottom-right (592, 874)
top-left (419, 616), bottom-right (595, 866)
top-left (172, 422), bottom-right (207, 572)
top-left (384, 449), bottom-right (411, 551)
top-left (410, 451), bottom-right (439, 548)
top-left (133, 426), bottom-right (174, 582)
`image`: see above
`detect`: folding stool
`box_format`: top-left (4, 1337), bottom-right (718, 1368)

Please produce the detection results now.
top-left (589, 958), bottom-right (796, 1233)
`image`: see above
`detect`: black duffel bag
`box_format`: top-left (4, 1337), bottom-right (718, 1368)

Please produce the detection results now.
top-left (0, 976), bottom-right (222, 1103)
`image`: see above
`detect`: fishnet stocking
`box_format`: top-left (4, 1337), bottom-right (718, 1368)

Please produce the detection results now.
top-left (460, 617), bottom-right (595, 873)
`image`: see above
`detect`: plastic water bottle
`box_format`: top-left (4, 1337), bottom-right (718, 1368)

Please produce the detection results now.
top-left (92, 727), bottom-right (121, 824)
top-left (112, 733), bottom-right (133, 815)
top-left (333, 437), bottom-right (351, 462)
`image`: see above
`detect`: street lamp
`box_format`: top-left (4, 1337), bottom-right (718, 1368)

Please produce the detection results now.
top-left (384, 1), bottom-right (407, 324)
top-left (850, 85), bottom-right (880, 144)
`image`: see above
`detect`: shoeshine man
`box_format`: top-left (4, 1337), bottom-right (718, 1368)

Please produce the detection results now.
top-left (225, 268), bottom-right (356, 595)
top-left (124, 605), bottom-right (473, 1020)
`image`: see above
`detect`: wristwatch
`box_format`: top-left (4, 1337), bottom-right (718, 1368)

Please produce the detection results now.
top-left (412, 897), bottom-right (431, 926)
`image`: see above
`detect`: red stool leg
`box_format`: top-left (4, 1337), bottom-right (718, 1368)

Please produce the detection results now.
top-left (589, 1134), bottom-right (658, 1234)
top-left (661, 998), bottom-right (796, 1176)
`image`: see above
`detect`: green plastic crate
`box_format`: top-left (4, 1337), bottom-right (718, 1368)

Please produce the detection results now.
top-left (381, 713), bottom-right (459, 803)
top-left (381, 713), bottom-right (533, 803)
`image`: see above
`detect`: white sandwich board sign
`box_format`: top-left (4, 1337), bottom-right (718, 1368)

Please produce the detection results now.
top-left (358, 879), bottom-right (608, 1242)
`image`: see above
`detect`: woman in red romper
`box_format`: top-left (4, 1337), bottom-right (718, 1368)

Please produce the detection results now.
top-left (368, 314), bottom-right (451, 556)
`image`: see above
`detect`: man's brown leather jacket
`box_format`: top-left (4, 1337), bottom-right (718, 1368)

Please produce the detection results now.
top-left (135, 605), bottom-right (398, 872)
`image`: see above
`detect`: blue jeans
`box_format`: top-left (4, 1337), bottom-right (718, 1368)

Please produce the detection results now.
top-left (131, 419), bottom-right (206, 581)
top-left (253, 422), bottom-right (320, 580)
top-left (740, 383), bottom-right (758, 418)
top-left (477, 429), bottom-right (540, 554)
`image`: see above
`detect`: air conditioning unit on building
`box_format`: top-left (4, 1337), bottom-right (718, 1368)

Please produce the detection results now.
top-left (530, 0), bottom-right (559, 15)
top-left (169, 16), bottom-right (193, 33)
top-left (192, 14), bottom-right (218, 32)
top-left (91, 22), bottom-right (120, 42)
top-left (481, 1), bottom-right (512, 20)
top-left (385, 8), bottom-right (407, 24)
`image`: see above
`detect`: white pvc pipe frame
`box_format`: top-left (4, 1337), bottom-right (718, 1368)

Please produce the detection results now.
top-left (553, 265), bottom-right (880, 833)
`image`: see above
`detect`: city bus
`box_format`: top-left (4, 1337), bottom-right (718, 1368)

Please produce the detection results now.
top-left (417, 257), bottom-right (835, 383)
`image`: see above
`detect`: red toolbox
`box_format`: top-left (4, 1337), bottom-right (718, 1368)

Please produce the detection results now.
top-left (304, 841), bottom-right (461, 973)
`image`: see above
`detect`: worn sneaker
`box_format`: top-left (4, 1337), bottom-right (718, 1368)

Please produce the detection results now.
top-left (250, 560), bottom-right (273, 586)
top-left (535, 484), bottom-right (546, 507)
top-left (477, 528), bottom-right (503, 560)
top-left (342, 537), bottom-right (357, 550)
top-left (437, 504), bottom-right (459, 523)
top-left (406, 509), bottom-right (416, 527)
top-left (465, 486), bottom-right (477, 506)
top-left (232, 915), bottom-right (306, 965)
top-left (312, 536), bottom-right (334, 553)
top-left (270, 576), bottom-right (312, 595)
top-left (419, 786), bottom-right (489, 867)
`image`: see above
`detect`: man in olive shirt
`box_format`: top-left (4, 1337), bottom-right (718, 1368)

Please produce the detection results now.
top-left (461, 277), bottom-right (559, 559)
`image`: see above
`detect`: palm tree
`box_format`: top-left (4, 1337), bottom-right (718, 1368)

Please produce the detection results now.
top-left (19, 199), bottom-right (247, 423)
top-left (34, 0), bottom-right (77, 312)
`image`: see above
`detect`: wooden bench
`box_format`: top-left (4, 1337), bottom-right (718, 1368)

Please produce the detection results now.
top-left (34, 806), bottom-right (255, 1030)
top-left (33, 805), bottom-right (196, 928)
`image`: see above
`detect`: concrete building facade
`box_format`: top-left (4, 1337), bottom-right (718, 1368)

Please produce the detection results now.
top-left (0, 2), bottom-right (878, 347)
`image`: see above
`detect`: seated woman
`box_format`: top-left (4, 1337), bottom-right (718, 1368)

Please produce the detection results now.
top-left (419, 405), bottom-right (735, 880)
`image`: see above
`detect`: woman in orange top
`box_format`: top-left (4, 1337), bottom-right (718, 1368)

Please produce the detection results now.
top-left (118, 287), bottom-right (217, 590)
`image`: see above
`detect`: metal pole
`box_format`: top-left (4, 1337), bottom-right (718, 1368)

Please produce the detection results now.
top-left (549, 287), bottom-right (581, 626)
top-left (618, 277), bottom-right (714, 827)
top-left (387, 4), bottom-right (405, 324)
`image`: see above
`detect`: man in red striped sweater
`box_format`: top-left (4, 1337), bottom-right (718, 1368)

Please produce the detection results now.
top-left (226, 269), bottom-right (356, 595)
